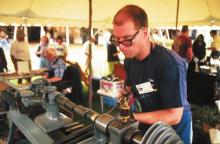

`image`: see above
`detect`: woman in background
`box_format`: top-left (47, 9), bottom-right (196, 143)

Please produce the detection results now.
top-left (193, 34), bottom-right (206, 61)
top-left (36, 36), bottom-right (49, 68)
top-left (188, 34), bottom-right (206, 73)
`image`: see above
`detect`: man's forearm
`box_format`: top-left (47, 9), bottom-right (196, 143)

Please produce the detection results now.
top-left (208, 47), bottom-right (217, 51)
top-left (133, 107), bottom-right (183, 125)
top-left (47, 77), bottom-right (62, 83)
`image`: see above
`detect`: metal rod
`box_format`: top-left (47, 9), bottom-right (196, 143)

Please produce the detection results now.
top-left (88, 0), bottom-right (93, 109)
top-left (175, 0), bottom-right (180, 33)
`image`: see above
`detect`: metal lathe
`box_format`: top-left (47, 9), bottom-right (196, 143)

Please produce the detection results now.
top-left (0, 78), bottom-right (182, 144)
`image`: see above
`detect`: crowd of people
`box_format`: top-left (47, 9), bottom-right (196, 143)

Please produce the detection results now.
top-left (0, 26), bottom-right (218, 76)
top-left (172, 25), bottom-right (220, 74)
top-left (0, 28), bottom-right (85, 104)
top-left (0, 25), bottom-right (121, 105)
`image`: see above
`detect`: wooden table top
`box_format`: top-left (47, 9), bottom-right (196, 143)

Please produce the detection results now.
top-left (0, 69), bottom-right (47, 80)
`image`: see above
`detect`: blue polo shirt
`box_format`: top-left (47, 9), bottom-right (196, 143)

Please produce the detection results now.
top-left (124, 44), bottom-right (191, 144)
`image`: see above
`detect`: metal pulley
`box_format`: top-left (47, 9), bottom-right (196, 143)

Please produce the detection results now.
top-left (140, 122), bottom-right (183, 144)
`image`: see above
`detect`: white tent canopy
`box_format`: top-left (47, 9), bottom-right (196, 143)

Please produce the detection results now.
top-left (0, 0), bottom-right (220, 27)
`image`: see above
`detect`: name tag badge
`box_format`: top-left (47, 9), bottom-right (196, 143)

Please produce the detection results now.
top-left (136, 82), bottom-right (154, 94)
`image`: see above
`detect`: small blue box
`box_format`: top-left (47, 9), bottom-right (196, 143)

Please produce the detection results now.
top-left (103, 96), bottom-right (117, 107)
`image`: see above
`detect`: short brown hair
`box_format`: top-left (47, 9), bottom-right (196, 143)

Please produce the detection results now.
top-left (210, 30), bottom-right (217, 35)
top-left (16, 29), bottom-right (25, 41)
top-left (113, 5), bottom-right (148, 29)
top-left (56, 35), bottom-right (63, 41)
top-left (181, 25), bottom-right (189, 33)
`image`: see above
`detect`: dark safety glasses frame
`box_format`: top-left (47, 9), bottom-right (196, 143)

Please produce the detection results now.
top-left (110, 29), bottom-right (140, 47)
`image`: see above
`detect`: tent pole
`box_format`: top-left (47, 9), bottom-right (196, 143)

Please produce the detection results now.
top-left (175, 0), bottom-right (180, 34)
top-left (24, 25), bottom-right (28, 42)
top-left (23, 17), bottom-right (28, 42)
top-left (88, 0), bottom-right (93, 108)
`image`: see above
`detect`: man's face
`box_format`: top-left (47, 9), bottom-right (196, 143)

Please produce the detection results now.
top-left (41, 37), bottom-right (48, 45)
top-left (56, 39), bottom-right (62, 44)
top-left (112, 20), bottom-right (142, 59)
top-left (0, 31), bottom-right (6, 39)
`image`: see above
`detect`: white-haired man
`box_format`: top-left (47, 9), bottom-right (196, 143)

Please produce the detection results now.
top-left (44, 46), bottom-right (66, 83)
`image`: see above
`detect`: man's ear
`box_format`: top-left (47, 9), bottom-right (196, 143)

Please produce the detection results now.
top-left (141, 27), bottom-right (149, 37)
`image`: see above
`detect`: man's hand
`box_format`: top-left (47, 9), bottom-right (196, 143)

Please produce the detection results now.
top-left (117, 86), bottom-right (132, 100)
top-left (43, 74), bottom-right (48, 79)
top-left (47, 77), bottom-right (62, 83)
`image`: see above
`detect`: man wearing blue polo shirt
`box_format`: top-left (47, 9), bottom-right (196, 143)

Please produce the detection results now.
top-left (111, 5), bottom-right (192, 144)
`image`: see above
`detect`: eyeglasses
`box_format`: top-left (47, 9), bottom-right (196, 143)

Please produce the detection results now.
top-left (110, 29), bottom-right (140, 47)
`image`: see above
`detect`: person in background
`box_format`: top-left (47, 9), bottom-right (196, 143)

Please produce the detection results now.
top-left (102, 29), bottom-right (111, 49)
top-left (45, 45), bottom-right (83, 104)
top-left (193, 34), bottom-right (206, 61)
top-left (36, 35), bottom-right (49, 68)
top-left (172, 25), bottom-right (193, 69)
top-left (55, 35), bottom-right (68, 61)
top-left (0, 30), bottom-right (10, 51)
top-left (0, 30), bottom-right (10, 72)
top-left (107, 42), bottom-right (119, 74)
top-left (0, 46), bottom-right (7, 72)
top-left (188, 34), bottom-right (206, 73)
top-left (111, 5), bottom-right (192, 143)
top-left (208, 30), bottom-right (220, 59)
top-left (83, 37), bottom-right (96, 75)
top-left (10, 29), bottom-right (31, 84)
top-left (44, 46), bottom-right (66, 83)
